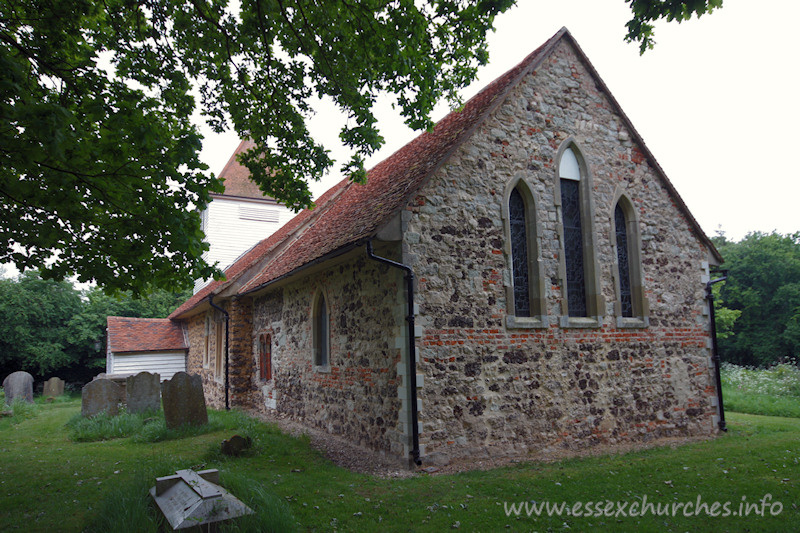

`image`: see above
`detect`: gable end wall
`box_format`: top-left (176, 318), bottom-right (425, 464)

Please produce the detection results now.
top-left (405, 40), bottom-right (718, 463)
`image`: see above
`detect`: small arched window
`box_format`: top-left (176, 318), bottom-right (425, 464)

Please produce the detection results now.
top-left (509, 187), bottom-right (531, 317)
top-left (259, 333), bottom-right (272, 381)
top-left (503, 179), bottom-right (545, 327)
top-left (612, 195), bottom-right (648, 326)
top-left (203, 315), bottom-right (211, 368)
top-left (559, 147), bottom-right (587, 317)
top-left (555, 141), bottom-right (604, 327)
top-left (313, 293), bottom-right (329, 367)
top-left (614, 204), bottom-right (633, 318)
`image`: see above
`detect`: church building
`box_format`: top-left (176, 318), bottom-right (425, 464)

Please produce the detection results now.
top-left (166, 28), bottom-right (723, 466)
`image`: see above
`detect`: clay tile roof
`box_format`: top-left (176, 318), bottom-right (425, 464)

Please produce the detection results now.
top-left (107, 316), bottom-right (188, 353)
top-left (236, 31), bottom-right (564, 295)
top-left (169, 26), bottom-right (719, 319)
top-left (169, 29), bottom-right (563, 319)
top-left (168, 180), bottom-right (347, 319)
top-left (217, 139), bottom-right (274, 200)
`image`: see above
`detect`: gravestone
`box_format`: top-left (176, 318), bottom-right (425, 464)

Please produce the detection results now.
top-left (161, 372), bottom-right (207, 429)
top-left (81, 379), bottom-right (122, 417)
top-left (43, 377), bottom-right (65, 399)
top-left (3, 371), bottom-right (34, 405)
top-left (150, 469), bottom-right (253, 529)
top-left (126, 372), bottom-right (161, 414)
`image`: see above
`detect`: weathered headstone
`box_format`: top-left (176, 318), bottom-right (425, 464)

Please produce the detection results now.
top-left (81, 379), bottom-right (123, 417)
top-left (43, 377), bottom-right (65, 399)
top-left (126, 372), bottom-right (161, 414)
top-left (150, 469), bottom-right (253, 529)
top-left (161, 372), bottom-right (208, 429)
top-left (3, 371), bottom-right (34, 405)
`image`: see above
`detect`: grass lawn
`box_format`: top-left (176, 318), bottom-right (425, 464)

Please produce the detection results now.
top-left (721, 362), bottom-right (800, 418)
top-left (0, 396), bottom-right (798, 532)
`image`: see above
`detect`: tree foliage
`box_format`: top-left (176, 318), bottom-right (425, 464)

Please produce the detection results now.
top-left (0, 271), bottom-right (189, 381)
top-left (711, 282), bottom-right (740, 341)
top-left (714, 232), bottom-right (800, 367)
top-left (1, 0), bottom-right (513, 293)
top-left (2, 0), bottom-right (725, 293)
top-left (0, 271), bottom-right (81, 376)
top-left (625, 0), bottom-right (724, 53)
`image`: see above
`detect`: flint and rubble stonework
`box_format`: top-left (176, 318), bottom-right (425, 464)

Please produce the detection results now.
top-left (402, 40), bottom-right (716, 463)
top-left (187, 310), bottom-right (223, 408)
top-left (184, 251), bottom-right (407, 456)
top-left (250, 251), bottom-right (406, 455)
top-left (182, 37), bottom-right (718, 466)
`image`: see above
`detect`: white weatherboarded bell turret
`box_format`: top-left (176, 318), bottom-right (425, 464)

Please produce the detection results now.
top-left (195, 139), bottom-right (295, 293)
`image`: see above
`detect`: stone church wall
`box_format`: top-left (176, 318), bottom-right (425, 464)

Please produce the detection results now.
top-left (249, 247), bottom-right (407, 456)
top-left (404, 39), bottom-right (718, 463)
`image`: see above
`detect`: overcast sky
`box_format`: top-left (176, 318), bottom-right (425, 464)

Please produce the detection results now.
top-left (201, 0), bottom-right (800, 242)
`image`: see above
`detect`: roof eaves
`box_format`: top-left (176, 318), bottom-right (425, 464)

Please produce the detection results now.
top-left (237, 29), bottom-right (568, 295)
top-left (113, 348), bottom-right (188, 355)
top-left (240, 239), bottom-right (368, 296)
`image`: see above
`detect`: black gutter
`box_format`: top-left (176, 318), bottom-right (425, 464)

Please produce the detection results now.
top-left (706, 271), bottom-right (728, 432)
top-left (366, 240), bottom-right (422, 466)
top-left (208, 294), bottom-right (230, 411)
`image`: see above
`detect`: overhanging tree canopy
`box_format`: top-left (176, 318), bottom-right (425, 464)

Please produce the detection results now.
top-left (1, 0), bottom-right (723, 294)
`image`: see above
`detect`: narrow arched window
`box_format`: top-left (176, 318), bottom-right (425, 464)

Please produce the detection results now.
top-left (509, 187), bottom-right (530, 317)
top-left (615, 204), bottom-right (633, 318)
top-left (559, 147), bottom-right (587, 317)
top-left (612, 195), bottom-right (647, 326)
top-left (503, 180), bottom-right (545, 327)
top-left (313, 293), bottom-right (329, 367)
top-left (259, 333), bottom-right (272, 381)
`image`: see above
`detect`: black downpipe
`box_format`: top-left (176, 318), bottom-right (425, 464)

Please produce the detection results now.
top-left (208, 294), bottom-right (230, 411)
top-left (366, 240), bottom-right (422, 466)
top-left (706, 272), bottom-right (728, 432)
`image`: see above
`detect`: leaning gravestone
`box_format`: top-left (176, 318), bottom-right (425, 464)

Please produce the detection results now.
top-left (162, 372), bottom-right (208, 429)
top-left (126, 372), bottom-right (161, 414)
top-left (43, 377), bottom-right (65, 399)
top-left (3, 371), bottom-right (34, 405)
top-left (81, 379), bottom-right (122, 417)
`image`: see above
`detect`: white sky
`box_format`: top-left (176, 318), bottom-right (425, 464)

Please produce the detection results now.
top-left (200, 0), bottom-right (800, 242)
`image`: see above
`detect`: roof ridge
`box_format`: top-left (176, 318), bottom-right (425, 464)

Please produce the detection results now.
top-left (167, 175), bottom-right (354, 318)
top-left (172, 27), bottom-right (719, 314)
top-left (107, 316), bottom-right (172, 322)
top-left (173, 28), bottom-right (568, 314)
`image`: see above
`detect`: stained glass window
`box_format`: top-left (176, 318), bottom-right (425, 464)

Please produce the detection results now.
top-left (615, 204), bottom-right (633, 317)
top-left (509, 188), bottom-right (530, 317)
top-left (560, 178), bottom-right (587, 317)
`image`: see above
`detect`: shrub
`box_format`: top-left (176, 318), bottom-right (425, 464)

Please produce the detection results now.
top-left (721, 361), bottom-right (800, 397)
top-left (720, 361), bottom-right (800, 418)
